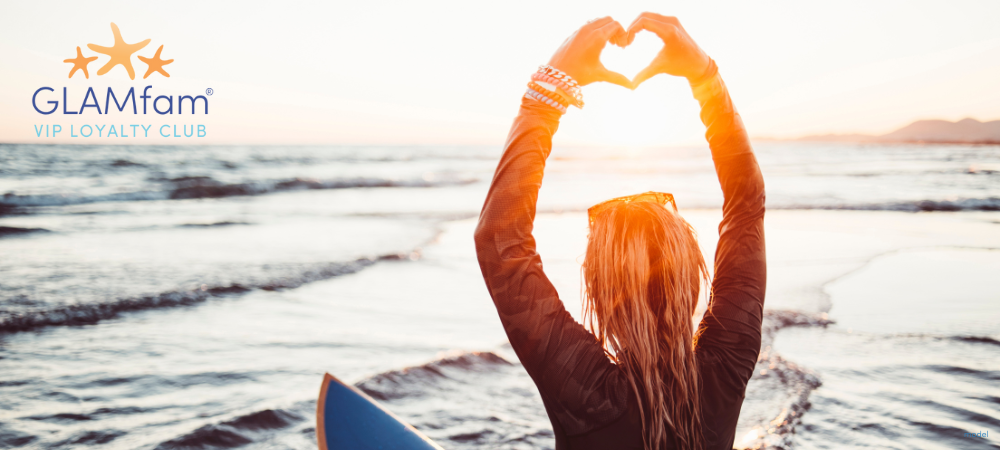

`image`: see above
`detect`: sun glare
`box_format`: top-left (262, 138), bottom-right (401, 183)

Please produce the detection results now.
top-left (556, 33), bottom-right (707, 147)
top-left (562, 78), bottom-right (706, 147)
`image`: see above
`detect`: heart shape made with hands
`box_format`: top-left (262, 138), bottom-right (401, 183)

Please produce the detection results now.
top-left (599, 31), bottom-right (663, 86)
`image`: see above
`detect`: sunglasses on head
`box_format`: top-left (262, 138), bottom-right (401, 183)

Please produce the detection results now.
top-left (587, 191), bottom-right (677, 225)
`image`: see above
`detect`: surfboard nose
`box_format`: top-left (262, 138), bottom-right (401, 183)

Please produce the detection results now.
top-left (317, 373), bottom-right (443, 450)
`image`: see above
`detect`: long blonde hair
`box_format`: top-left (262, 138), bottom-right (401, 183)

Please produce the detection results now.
top-left (583, 200), bottom-right (708, 450)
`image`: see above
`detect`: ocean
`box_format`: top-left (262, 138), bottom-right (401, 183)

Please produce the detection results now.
top-left (0, 141), bottom-right (998, 449)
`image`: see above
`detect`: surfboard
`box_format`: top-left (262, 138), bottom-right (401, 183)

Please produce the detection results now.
top-left (317, 372), bottom-right (443, 450)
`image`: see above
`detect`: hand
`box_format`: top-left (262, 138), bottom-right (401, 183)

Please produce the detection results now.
top-left (625, 13), bottom-right (712, 86)
top-left (547, 17), bottom-right (632, 89)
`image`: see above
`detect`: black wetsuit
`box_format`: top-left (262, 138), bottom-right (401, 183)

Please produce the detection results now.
top-left (474, 72), bottom-right (766, 450)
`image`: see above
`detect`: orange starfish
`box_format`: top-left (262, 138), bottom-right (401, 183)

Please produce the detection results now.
top-left (64, 46), bottom-right (98, 79)
top-left (138, 45), bottom-right (173, 78)
top-left (87, 22), bottom-right (150, 80)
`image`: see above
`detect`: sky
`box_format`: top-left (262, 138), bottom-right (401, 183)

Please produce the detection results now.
top-left (1, 0), bottom-right (999, 146)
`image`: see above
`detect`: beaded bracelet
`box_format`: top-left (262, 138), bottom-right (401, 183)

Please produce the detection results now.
top-left (530, 73), bottom-right (583, 107)
top-left (524, 89), bottom-right (568, 114)
top-left (529, 81), bottom-right (575, 108)
top-left (533, 66), bottom-right (583, 101)
top-left (532, 72), bottom-right (580, 95)
top-left (527, 81), bottom-right (573, 108)
top-left (538, 65), bottom-right (580, 89)
top-left (526, 88), bottom-right (568, 113)
top-left (524, 64), bottom-right (582, 113)
top-left (524, 92), bottom-right (567, 114)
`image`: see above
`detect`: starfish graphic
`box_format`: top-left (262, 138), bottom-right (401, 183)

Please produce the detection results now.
top-left (87, 22), bottom-right (150, 80)
top-left (64, 46), bottom-right (98, 79)
top-left (138, 45), bottom-right (174, 78)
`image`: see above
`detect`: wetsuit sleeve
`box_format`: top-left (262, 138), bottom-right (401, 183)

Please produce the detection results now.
top-left (690, 73), bottom-right (767, 448)
top-left (474, 97), bottom-right (630, 438)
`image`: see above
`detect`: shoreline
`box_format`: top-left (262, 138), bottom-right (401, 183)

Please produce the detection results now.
top-left (1, 209), bottom-right (998, 449)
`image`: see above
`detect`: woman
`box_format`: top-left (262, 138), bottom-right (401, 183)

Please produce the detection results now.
top-left (474, 13), bottom-right (766, 450)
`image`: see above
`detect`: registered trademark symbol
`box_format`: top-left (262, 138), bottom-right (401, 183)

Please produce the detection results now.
top-left (206, 88), bottom-right (214, 96)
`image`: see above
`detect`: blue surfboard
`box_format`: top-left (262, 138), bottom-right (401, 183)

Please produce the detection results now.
top-left (317, 373), bottom-right (443, 450)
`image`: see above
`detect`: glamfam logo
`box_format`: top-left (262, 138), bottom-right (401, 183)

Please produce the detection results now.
top-left (32, 22), bottom-right (209, 139)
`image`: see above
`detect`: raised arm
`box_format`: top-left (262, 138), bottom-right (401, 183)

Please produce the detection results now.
top-left (474, 18), bottom-right (639, 438)
top-left (694, 64), bottom-right (768, 450)
top-left (693, 70), bottom-right (767, 363)
top-left (628, 12), bottom-right (767, 447)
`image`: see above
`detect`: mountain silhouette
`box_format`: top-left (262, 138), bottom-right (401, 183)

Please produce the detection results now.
top-left (790, 118), bottom-right (1000, 144)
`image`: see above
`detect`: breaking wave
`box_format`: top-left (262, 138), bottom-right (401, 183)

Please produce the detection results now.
top-left (0, 254), bottom-right (412, 333)
top-left (155, 409), bottom-right (306, 450)
top-left (0, 226), bottom-right (50, 237)
top-left (0, 175), bottom-right (476, 210)
top-left (177, 221), bottom-right (251, 228)
top-left (356, 351), bottom-right (513, 401)
top-left (352, 350), bottom-right (553, 449)
top-left (774, 197), bottom-right (1000, 212)
top-left (952, 335), bottom-right (1000, 347)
